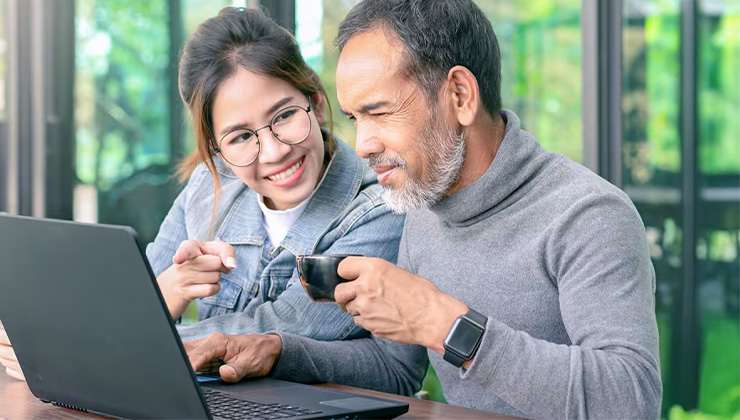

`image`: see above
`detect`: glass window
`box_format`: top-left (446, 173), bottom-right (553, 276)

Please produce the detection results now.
top-left (622, 0), bottom-right (740, 417)
top-left (295, 0), bottom-right (360, 146)
top-left (74, 0), bottom-right (172, 245)
top-left (296, 0), bottom-right (583, 163)
top-left (480, 0), bottom-right (583, 162)
top-left (73, 0), bottom-right (243, 244)
top-left (696, 1), bottom-right (740, 418)
top-left (621, 1), bottom-right (682, 417)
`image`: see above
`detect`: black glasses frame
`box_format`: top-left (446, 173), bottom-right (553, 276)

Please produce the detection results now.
top-left (214, 97), bottom-right (313, 167)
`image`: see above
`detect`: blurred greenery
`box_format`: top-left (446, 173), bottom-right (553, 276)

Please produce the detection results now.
top-left (669, 404), bottom-right (740, 420)
top-left (699, 314), bottom-right (740, 416)
top-left (624, 2), bottom-right (740, 419)
top-left (421, 365), bottom-right (445, 403)
top-left (479, 0), bottom-right (583, 162)
top-left (75, 0), bottom-right (170, 192)
top-left (698, 7), bottom-right (740, 174)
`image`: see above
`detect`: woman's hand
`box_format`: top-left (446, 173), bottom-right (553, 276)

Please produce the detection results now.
top-left (156, 240), bottom-right (237, 319)
top-left (0, 321), bottom-right (25, 381)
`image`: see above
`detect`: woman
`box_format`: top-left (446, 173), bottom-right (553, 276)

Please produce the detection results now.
top-left (151, 6), bottom-right (403, 343)
top-left (0, 6), bottom-right (403, 380)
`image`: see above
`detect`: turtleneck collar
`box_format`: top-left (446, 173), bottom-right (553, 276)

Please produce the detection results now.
top-left (428, 109), bottom-right (559, 226)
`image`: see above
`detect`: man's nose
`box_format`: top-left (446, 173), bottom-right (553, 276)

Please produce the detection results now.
top-left (354, 124), bottom-right (383, 159)
top-left (257, 128), bottom-right (292, 163)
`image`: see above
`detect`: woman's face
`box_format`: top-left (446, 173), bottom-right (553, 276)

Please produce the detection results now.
top-left (211, 69), bottom-right (326, 210)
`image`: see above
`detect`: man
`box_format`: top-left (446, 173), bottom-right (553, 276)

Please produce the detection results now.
top-left (181, 1), bottom-right (661, 418)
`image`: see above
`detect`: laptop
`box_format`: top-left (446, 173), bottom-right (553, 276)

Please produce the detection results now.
top-left (0, 214), bottom-right (409, 419)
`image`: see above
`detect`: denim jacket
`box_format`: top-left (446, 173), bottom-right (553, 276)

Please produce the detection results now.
top-left (145, 139), bottom-right (404, 342)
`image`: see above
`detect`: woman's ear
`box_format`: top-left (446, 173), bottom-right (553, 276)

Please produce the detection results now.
top-left (310, 92), bottom-right (327, 125)
top-left (445, 66), bottom-right (480, 127)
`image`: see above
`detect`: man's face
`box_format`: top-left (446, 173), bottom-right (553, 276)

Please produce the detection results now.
top-left (336, 29), bottom-right (465, 213)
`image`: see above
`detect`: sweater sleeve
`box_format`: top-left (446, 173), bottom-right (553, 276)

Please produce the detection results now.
top-left (459, 192), bottom-right (661, 419)
top-left (269, 332), bottom-right (428, 397)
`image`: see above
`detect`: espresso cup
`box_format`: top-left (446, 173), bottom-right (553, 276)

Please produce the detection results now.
top-left (295, 254), bottom-right (359, 302)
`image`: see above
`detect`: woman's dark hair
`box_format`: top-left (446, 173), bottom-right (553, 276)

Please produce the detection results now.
top-left (336, 0), bottom-right (501, 116)
top-left (177, 6), bottom-right (334, 191)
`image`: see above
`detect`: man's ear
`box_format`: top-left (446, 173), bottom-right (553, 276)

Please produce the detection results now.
top-left (445, 66), bottom-right (479, 127)
top-left (310, 92), bottom-right (327, 125)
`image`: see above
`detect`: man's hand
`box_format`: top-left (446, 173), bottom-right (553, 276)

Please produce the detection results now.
top-left (184, 333), bottom-right (282, 383)
top-left (0, 321), bottom-right (25, 381)
top-left (157, 240), bottom-right (237, 319)
top-left (335, 257), bottom-right (468, 354)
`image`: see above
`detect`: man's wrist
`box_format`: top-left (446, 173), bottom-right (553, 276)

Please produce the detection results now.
top-left (442, 308), bottom-right (487, 368)
top-left (264, 334), bottom-right (283, 354)
top-left (427, 292), bottom-right (468, 354)
top-left (263, 333), bottom-right (283, 371)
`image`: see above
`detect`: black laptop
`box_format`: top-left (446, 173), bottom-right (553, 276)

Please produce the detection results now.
top-left (0, 214), bottom-right (409, 419)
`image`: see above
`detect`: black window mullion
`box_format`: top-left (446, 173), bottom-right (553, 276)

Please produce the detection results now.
top-left (168, 0), bottom-right (184, 163)
top-left (44, 0), bottom-right (75, 220)
top-left (678, 0), bottom-right (700, 410)
top-left (0, 120), bottom-right (5, 212)
top-left (597, 0), bottom-right (623, 188)
top-left (259, 0), bottom-right (295, 34)
top-left (17, 0), bottom-right (32, 216)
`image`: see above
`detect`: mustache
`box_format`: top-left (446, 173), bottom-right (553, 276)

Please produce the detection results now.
top-left (368, 154), bottom-right (407, 169)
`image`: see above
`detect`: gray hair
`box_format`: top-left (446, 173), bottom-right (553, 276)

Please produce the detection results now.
top-left (335, 0), bottom-right (502, 116)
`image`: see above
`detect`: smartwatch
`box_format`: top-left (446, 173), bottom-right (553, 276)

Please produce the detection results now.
top-left (442, 308), bottom-right (487, 367)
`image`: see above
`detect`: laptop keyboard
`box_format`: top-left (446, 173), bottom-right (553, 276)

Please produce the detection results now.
top-left (202, 387), bottom-right (323, 419)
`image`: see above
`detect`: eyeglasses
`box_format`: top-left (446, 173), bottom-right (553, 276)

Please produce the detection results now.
top-left (214, 98), bottom-right (313, 167)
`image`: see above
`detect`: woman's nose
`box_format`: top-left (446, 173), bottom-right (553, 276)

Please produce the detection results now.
top-left (257, 128), bottom-right (293, 164)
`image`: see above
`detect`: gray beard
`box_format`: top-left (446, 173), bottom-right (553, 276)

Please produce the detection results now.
top-left (374, 119), bottom-right (466, 214)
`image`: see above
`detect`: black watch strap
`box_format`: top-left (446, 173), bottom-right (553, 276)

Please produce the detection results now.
top-left (462, 308), bottom-right (488, 329)
top-left (443, 346), bottom-right (467, 367)
top-left (443, 308), bottom-right (487, 367)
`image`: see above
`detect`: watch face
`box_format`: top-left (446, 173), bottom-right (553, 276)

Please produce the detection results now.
top-left (444, 318), bottom-right (484, 359)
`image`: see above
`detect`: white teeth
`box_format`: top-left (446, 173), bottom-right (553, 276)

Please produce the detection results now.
top-left (268, 159), bottom-right (302, 181)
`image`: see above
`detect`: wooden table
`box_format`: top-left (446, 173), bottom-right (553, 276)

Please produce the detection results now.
top-left (0, 370), bottom-right (517, 419)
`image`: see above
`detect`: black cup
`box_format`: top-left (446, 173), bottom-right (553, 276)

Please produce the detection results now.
top-left (295, 254), bottom-right (359, 302)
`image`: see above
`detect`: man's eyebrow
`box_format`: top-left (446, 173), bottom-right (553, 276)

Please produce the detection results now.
top-left (218, 96), bottom-right (295, 137)
top-left (359, 101), bottom-right (391, 113)
top-left (341, 100), bottom-right (392, 117)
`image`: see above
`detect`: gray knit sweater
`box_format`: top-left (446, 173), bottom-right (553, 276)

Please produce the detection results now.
top-left (271, 110), bottom-right (661, 419)
top-left (399, 110), bottom-right (661, 418)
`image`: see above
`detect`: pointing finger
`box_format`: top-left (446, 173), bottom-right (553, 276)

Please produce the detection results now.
top-left (201, 241), bottom-right (237, 269)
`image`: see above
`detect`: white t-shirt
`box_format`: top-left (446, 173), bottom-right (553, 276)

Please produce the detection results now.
top-left (257, 195), bottom-right (311, 247)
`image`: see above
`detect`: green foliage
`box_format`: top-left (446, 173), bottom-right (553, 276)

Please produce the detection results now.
top-left (75, 0), bottom-right (170, 191)
top-left (698, 11), bottom-right (740, 174)
top-left (644, 0), bottom-right (681, 174)
top-left (698, 314), bottom-right (740, 417)
top-left (315, 0), bottom-right (361, 146)
top-left (421, 365), bottom-right (446, 403)
top-left (479, 0), bottom-right (583, 162)
top-left (668, 404), bottom-right (740, 420)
